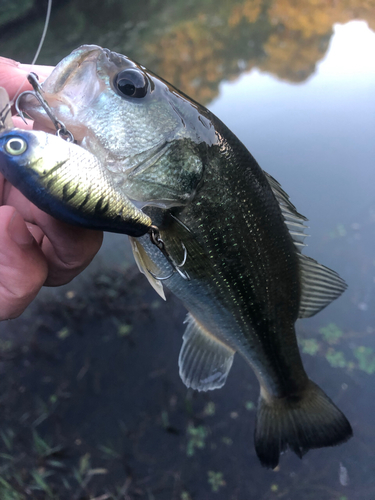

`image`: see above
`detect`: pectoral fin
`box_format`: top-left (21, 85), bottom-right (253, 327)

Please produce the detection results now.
top-left (179, 313), bottom-right (235, 391)
top-left (129, 236), bottom-right (166, 300)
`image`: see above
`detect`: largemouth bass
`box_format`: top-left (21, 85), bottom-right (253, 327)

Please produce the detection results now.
top-left (11, 45), bottom-right (352, 468)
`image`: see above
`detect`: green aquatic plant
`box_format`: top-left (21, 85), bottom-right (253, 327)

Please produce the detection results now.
top-left (117, 323), bottom-right (133, 337)
top-left (330, 223), bottom-right (347, 239)
top-left (203, 402), bottom-right (216, 416)
top-left (221, 436), bottom-right (233, 446)
top-left (207, 471), bottom-right (225, 492)
top-left (325, 348), bottom-right (347, 368)
top-left (1, 429), bottom-right (14, 452)
top-left (244, 400), bottom-right (255, 411)
top-left (0, 339), bottom-right (13, 352)
top-left (30, 469), bottom-right (54, 498)
top-left (49, 394), bottom-right (58, 405)
top-left (186, 425), bottom-right (208, 456)
top-left (319, 323), bottom-right (344, 345)
top-left (300, 338), bottom-right (320, 355)
top-left (57, 327), bottom-right (70, 340)
top-left (354, 346), bottom-right (375, 375)
top-left (161, 410), bottom-right (170, 429)
top-left (32, 430), bottom-right (64, 460)
top-left (79, 453), bottom-right (91, 476)
top-left (98, 444), bottom-right (121, 459)
top-left (0, 477), bottom-right (25, 500)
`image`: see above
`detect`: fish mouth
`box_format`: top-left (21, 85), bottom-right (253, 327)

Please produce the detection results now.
top-left (18, 45), bottom-right (105, 141)
top-left (42, 45), bottom-right (103, 94)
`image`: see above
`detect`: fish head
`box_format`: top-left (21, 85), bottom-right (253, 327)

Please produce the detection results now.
top-left (20, 45), bottom-right (217, 206)
top-left (22, 45), bottom-right (181, 157)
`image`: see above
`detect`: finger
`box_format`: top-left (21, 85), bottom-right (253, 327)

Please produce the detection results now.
top-left (12, 116), bottom-right (33, 129)
top-left (0, 57), bottom-right (53, 102)
top-left (19, 63), bottom-right (54, 79)
top-left (2, 180), bottom-right (103, 287)
top-left (0, 206), bottom-right (48, 321)
top-left (29, 205), bottom-right (103, 286)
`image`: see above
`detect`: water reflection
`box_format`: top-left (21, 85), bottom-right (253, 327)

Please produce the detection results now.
top-left (0, 0), bottom-right (374, 103)
top-left (210, 20), bottom-right (375, 323)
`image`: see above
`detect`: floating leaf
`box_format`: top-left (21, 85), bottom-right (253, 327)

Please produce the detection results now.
top-left (208, 471), bottom-right (225, 492)
top-left (79, 453), bottom-right (91, 475)
top-left (186, 425), bottom-right (207, 456)
top-left (319, 323), bottom-right (343, 345)
top-left (300, 338), bottom-right (320, 355)
top-left (221, 437), bottom-right (233, 446)
top-left (354, 346), bottom-right (375, 375)
top-left (203, 402), bottom-right (216, 416)
top-left (117, 324), bottom-right (133, 337)
top-left (57, 327), bottom-right (70, 340)
top-left (325, 348), bottom-right (347, 368)
top-left (244, 401), bottom-right (255, 411)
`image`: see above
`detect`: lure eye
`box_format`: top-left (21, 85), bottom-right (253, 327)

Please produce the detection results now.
top-left (4, 137), bottom-right (27, 156)
top-left (114, 69), bottom-right (148, 98)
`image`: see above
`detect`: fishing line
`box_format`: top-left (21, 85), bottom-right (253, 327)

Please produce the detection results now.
top-left (31, 0), bottom-right (52, 66)
top-left (0, 0), bottom-right (53, 126)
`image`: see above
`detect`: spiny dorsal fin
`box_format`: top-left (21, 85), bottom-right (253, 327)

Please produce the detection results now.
top-left (263, 171), bottom-right (347, 313)
top-left (264, 170), bottom-right (309, 250)
top-left (129, 236), bottom-right (166, 300)
top-left (178, 314), bottom-right (235, 391)
top-left (298, 254), bottom-right (347, 318)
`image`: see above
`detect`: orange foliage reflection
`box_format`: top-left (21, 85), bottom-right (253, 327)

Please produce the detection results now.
top-left (143, 0), bottom-right (375, 103)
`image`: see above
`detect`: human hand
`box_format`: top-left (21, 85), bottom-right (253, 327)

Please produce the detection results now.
top-left (0, 57), bottom-right (103, 320)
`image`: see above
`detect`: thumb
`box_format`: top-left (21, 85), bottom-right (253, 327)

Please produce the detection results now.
top-left (0, 206), bottom-right (48, 320)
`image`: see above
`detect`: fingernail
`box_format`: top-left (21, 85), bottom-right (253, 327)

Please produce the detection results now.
top-left (8, 212), bottom-right (34, 246)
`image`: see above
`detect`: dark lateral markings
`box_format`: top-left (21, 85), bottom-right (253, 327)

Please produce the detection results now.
top-left (79, 190), bottom-right (92, 210)
top-left (62, 181), bottom-right (80, 202)
top-left (95, 196), bottom-right (110, 215)
top-left (46, 175), bottom-right (58, 190)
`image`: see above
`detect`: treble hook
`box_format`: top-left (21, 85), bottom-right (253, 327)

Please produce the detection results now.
top-left (15, 73), bottom-right (74, 142)
top-left (148, 225), bottom-right (190, 281)
top-left (0, 103), bottom-right (11, 130)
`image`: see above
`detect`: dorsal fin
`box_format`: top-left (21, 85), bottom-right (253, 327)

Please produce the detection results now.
top-left (264, 171), bottom-right (309, 250)
top-left (298, 254), bottom-right (347, 318)
top-left (263, 171), bottom-right (346, 316)
top-left (179, 314), bottom-right (235, 391)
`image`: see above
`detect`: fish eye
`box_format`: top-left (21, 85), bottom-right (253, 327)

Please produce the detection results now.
top-left (4, 137), bottom-right (27, 156)
top-left (114, 69), bottom-right (148, 98)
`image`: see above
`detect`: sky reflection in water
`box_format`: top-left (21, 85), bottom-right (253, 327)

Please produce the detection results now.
top-left (210, 21), bottom-right (375, 329)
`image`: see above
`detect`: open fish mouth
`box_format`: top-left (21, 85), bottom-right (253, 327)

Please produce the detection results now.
top-left (18, 45), bottom-right (105, 143)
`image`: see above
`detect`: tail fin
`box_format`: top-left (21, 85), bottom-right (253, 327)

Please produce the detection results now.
top-left (254, 380), bottom-right (353, 469)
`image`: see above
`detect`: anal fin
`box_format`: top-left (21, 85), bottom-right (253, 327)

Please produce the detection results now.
top-left (178, 313), bottom-right (235, 391)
